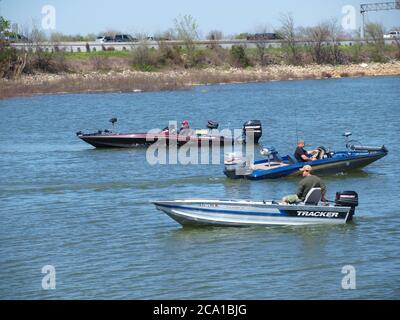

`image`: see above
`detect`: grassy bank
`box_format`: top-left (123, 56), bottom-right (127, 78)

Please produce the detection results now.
top-left (1, 62), bottom-right (400, 100)
top-left (2, 34), bottom-right (400, 99)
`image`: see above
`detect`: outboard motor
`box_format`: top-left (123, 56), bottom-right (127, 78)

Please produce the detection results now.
top-left (207, 120), bottom-right (219, 130)
top-left (335, 191), bottom-right (359, 221)
top-left (223, 153), bottom-right (253, 179)
top-left (243, 120), bottom-right (262, 144)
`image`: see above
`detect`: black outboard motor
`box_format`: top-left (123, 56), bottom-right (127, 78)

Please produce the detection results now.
top-left (207, 120), bottom-right (219, 130)
top-left (242, 120), bottom-right (262, 144)
top-left (335, 191), bottom-right (359, 221)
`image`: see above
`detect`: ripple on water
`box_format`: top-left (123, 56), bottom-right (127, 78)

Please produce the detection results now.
top-left (0, 77), bottom-right (399, 299)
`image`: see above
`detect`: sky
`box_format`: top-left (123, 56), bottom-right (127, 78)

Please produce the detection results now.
top-left (1, 0), bottom-right (399, 36)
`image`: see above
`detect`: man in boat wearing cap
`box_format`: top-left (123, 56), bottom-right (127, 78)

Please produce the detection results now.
top-left (179, 120), bottom-right (191, 135)
top-left (282, 165), bottom-right (326, 204)
top-left (294, 140), bottom-right (319, 162)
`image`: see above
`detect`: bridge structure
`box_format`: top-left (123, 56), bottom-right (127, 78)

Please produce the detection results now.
top-left (360, 1), bottom-right (400, 38)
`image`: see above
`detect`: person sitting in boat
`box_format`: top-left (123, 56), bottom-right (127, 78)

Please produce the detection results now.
top-left (168, 123), bottom-right (177, 134)
top-left (282, 165), bottom-right (326, 204)
top-left (294, 140), bottom-right (319, 162)
top-left (179, 120), bottom-right (191, 135)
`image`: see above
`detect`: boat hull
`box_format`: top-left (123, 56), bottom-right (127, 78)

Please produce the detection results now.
top-left (79, 133), bottom-right (236, 148)
top-left (225, 151), bottom-right (388, 180)
top-left (153, 200), bottom-right (352, 227)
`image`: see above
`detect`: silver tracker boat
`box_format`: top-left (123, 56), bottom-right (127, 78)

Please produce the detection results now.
top-left (153, 189), bottom-right (359, 227)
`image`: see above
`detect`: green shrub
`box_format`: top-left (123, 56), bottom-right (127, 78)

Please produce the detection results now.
top-left (230, 45), bottom-right (250, 68)
top-left (158, 43), bottom-right (183, 66)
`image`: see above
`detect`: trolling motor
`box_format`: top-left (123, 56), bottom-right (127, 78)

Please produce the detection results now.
top-left (344, 132), bottom-right (388, 153)
top-left (76, 118), bottom-right (118, 136)
top-left (110, 118), bottom-right (118, 128)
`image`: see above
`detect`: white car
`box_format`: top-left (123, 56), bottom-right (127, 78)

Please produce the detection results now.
top-left (95, 36), bottom-right (113, 43)
top-left (384, 31), bottom-right (400, 39)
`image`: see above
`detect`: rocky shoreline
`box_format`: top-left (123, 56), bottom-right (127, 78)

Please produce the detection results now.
top-left (1, 62), bottom-right (400, 100)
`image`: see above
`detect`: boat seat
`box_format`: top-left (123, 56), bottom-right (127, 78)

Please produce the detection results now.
top-left (303, 188), bottom-right (322, 205)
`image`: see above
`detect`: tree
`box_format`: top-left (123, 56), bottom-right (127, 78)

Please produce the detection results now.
top-left (305, 22), bottom-right (331, 64)
top-left (235, 33), bottom-right (248, 40)
top-left (207, 30), bottom-right (223, 41)
top-left (390, 26), bottom-right (400, 59)
top-left (365, 22), bottom-right (386, 62)
top-left (230, 45), bottom-right (250, 68)
top-left (50, 32), bottom-right (64, 43)
top-left (29, 22), bottom-right (47, 46)
top-left (278, 13), bottom-right (300, 64)
top-left (326, 18), bottom-right (345, 64)
top-left (154, 29), bottom-right (176, 41)
top-left (0, 16), bottom-right (11, 39)
top-left (0, 16), bottom-right (27, 79)
top-left (174, 14), bottom-right (199, 66)
top-left (365, 22), bottom-right (385, 44)
top-left (207, 30), bottom-right (223, 50)
top-left (252, 25), bottom-right (272, 66)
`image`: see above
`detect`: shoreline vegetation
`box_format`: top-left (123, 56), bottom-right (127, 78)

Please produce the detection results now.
top-left (1, 14), bottom-right (400, 99)
top-left (1, 62), bottom-right (400, 100)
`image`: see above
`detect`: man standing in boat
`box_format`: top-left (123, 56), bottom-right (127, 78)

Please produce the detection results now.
top-left (282, 165), bottom-right (326, 204)
top-left (294, 140), bottom-right (319, 162)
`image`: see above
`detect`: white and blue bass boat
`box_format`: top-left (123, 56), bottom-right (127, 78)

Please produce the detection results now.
top-left (224, 133), bottom-right (388, 180)
top-left (153, 189), bottom-right (359, 227)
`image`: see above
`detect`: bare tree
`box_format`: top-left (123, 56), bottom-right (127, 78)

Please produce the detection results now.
top-left (134, 32), bottom-right (149, 42)
top-left (207, 29), bottom-right (223, 50)
top-left (305, 22), bottom-right (331, 64)
top-left (278, 13), bottom-right (300, 64)
top-left (391, 26), bottom-right (400, 59)
top-left (365, 22), bottom-right (385, 44)
top-left (30, 22), bottom-right (47, 47)
top-left (174, 14), bottom-right (199, 66)
top-left (153, 29), bottom-right (175, 41)
top-left (101, 29), bottom-right (120, 38)
top-left (49, 32), bottom-right (64, 43)
top-left (207, 30), bottom-right (223, 41)
top-left (327, 18), bottom-right (345, 64)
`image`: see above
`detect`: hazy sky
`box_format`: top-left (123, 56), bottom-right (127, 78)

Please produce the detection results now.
top-left (2, 0), bottom-right (400, 36)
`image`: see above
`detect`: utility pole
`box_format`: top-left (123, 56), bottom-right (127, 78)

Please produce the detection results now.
top-left (360, 1), bottom-right (400, 38)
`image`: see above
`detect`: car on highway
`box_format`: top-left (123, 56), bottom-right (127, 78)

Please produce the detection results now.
top-left (384, 31), bottom-right (400, 39)
top-left (114, 34), bottom-right (137, 42)
top-left (95, 36), bottom-right (114, 43)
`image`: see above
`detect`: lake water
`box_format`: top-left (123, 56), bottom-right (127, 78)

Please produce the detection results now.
top-left (0, 76), bottom-right (399, 299)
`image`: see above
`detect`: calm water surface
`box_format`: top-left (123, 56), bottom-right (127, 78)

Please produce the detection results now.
top-left (0, 76), bottom-right (399, 299)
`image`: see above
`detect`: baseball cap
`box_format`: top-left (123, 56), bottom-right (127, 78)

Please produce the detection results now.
top-left (300, 165), bottom-right (313, 172)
